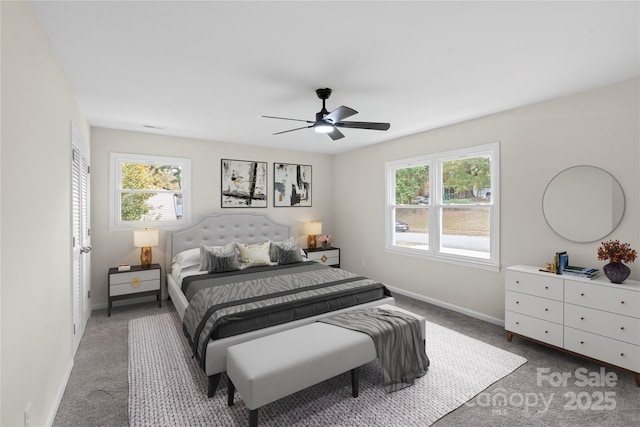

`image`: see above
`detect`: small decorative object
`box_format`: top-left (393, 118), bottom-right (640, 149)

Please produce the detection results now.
top-left (302, 221), bottom-right (322, 249)
top-left (134, 228), bottom-right (159, 268)
top-left (597, 240), bottom-right (637, 284)
top-left (319, 235), bottom-right (333, 249)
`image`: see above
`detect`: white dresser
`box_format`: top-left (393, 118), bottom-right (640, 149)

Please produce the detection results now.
top-left (506, 265), bottom-right (640, 386)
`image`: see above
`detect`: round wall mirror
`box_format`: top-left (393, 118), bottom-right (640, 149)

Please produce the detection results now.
top-left (542, 166), bottom-right (625, 243)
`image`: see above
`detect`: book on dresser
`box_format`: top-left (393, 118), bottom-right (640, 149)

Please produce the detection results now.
top-left (505, 264), bottom-right (640, 387)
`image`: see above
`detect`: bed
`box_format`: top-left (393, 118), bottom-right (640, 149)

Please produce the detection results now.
top-left (166, 212), bottom-right (395, 397)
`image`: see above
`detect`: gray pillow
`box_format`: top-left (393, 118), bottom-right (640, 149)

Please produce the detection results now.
top-left (276, 244), bottom-right (303, 265)
top-left (202, 242), bottom-right (241, 273)
top-left (269, 237), bottom-right (296, 262)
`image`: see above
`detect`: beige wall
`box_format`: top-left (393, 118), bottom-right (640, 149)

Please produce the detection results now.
top-left (1, 2), bottom-right (91, 426)
top-left (334, 79), bottom-right (640, 322)
top-left (90, 128), bottom-right (334, 308)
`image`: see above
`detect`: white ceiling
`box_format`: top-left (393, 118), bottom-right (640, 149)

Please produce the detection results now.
top-left (32, 1), bottom-right (639, 154)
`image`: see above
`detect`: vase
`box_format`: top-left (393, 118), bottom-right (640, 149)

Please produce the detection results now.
top-left (322, 242), bottom-right (330, 249)
top-left (603, 262), bottom-right (630, 284)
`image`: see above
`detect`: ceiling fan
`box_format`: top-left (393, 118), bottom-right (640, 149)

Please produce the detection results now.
top-left (263, 88), bottom-right (390, 141)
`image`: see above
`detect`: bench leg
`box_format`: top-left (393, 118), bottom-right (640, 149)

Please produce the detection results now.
top-left (207, 373), bottom-right (221, 398)
top-left (227, 380), bottom-right (235, 406)
top-left (249, 408), bottom-right (259, 427)
top-left (351, 366), bottom-right (360, 398)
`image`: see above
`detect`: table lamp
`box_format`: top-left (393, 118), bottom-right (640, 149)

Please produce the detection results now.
top-left (134, 228), bottom-right (159, 268)
top-left (302, 221), bottom-right (322, 249)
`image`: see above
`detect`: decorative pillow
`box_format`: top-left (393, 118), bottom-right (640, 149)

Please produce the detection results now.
top-left (202, 242), bottom-right (241, 273)
top-left (199, 244), bottom-right (219, 271)
top-left (276, 244), bottom-right (303, 265)
top-left (237, 241), bottom-right (273, 268)
top-left (269, 237), bottom-right (297, 262)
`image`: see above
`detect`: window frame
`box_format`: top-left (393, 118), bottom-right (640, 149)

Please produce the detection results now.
top-left (109, 152), bottom-right (191, 230)
top-left (385, 142), bottom-right (500, 271)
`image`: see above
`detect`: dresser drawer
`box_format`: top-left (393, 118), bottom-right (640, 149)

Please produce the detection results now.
top-left (506, 311), bottom-right (563, 347)
top-left (564, 327), bottom-right (640, 373)
top-left (506, 291), bottom-right (563, 324)
top-left (505, 270), bottom-right (563, 301)
top-left (565, 303), bottom-right (640, 346)
top-left (306, 249), bottom-right (340, 266)
top-left (565, 280), bottom-right (640, 318)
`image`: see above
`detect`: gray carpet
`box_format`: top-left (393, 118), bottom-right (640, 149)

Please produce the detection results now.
top-left (128, 312), bottom-right (526, 426)
top-left (53, 294), bottom-right (640, 426)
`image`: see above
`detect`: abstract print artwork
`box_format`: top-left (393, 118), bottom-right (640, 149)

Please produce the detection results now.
top-left (274, 163), bottom-right (312, 207)
top-left (221, 159), bottom-right (267, 208)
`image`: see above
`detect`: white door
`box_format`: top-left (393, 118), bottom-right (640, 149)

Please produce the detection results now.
top-left (71, 123), bottom-right (91, 355)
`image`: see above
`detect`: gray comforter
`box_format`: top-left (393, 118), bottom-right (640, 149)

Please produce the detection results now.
top-left (320, 307), bottom-right (430, 393)
top-left (182, 262), bottom-right (390, 368)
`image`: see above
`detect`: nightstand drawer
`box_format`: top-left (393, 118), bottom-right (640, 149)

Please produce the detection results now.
top-left (110, 278), bottom-right (159, 296)
top-left (305, 249), bottom-right (340, 266)
top-left (109, 269), bottom-right (159, 285)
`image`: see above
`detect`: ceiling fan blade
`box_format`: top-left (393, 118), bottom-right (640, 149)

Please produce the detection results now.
top-left (262, 115), bottom-right (314, 124)
top-left (335, 121), bottom-right (390, 131)
top-left (324, 106), bottom-right (358, 124)
top-left (327, 127), bottom-right (345, 141)
top-left (273, 125), bottom-right (312, 135)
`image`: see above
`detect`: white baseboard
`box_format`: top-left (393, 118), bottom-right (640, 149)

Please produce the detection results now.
top-left (45, 359), bottom-right (74, 427)
top-left (387, 285), bottom-right (505, 327)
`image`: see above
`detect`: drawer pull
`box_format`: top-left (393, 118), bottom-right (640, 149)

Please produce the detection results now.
top-left (620, 326), bottom-right (625, 330)
top-left (580, 293), bottom-right (585, 296)
top-left (130, 277), bottom-right (141, 288)
top-left (544, 330), bottom-right (548, 334)
top-left (545, 286), bottom-right (549, 289)
top-left (515, 322), bottom-right (519, 325)
top-left (620, 301), bottom-right (625, 304)
top-left (621, 353), bottom-right (625, 357)
top-left (580, 317), bottom-right (584, 320)
top-left (516, 301), bottom-right (519, 304)
top-left (580, 341), bottom-right (584, 344)
top-left (544, 308), bottom-right (548, 311)
top-left (515, 280), bottom-right (520, 284)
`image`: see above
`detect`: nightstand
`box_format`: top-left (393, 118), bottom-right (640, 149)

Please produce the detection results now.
top-left (108, 264), bottom-right (161, 316)
top-left (304, 247), bottom-right (340, 268)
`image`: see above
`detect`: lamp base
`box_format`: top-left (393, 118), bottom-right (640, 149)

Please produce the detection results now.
top-left (307, 235), bottom-right (317, 250)
top-left (140, 246), bottom-right (152, 268)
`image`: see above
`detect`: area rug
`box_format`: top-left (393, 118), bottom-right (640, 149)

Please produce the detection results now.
top-left (129, 312), bottom-right (526, 426)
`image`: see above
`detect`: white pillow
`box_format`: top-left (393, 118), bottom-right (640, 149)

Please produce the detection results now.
top-left (171, 247), bottom-right (201, 273)
top-left (236, 241), bottom-right (274, 268)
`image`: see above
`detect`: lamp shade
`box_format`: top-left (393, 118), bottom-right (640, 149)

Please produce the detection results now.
top-left (134, 228), bottom-right (159, 247)
top-left (302, 221), bottom-right (322, 235)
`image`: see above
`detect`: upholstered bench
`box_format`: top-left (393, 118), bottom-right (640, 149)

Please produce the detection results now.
top-left (226, 304), bottom-right (424, 426)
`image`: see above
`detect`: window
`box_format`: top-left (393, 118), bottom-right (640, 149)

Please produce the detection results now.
top-left (385, 142), bottom-right (500, 271)
top-left (110, 153), bottom-right (191, 229)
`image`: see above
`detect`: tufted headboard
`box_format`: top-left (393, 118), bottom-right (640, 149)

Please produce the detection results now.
top-left (165, 212), bottom-right (292, 267)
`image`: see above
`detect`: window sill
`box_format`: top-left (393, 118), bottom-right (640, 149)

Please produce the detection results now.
top-left (385, 245), bottom-right (500, 272)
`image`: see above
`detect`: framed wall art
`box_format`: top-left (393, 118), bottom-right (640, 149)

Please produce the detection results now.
top-left (221, 159), bottom-right (267, 208)
top-left (273, 163), bottom-right (312, 207)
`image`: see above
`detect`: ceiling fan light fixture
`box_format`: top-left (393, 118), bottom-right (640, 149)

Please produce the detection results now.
top-left (314, 121), bottom-right (334, 133)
